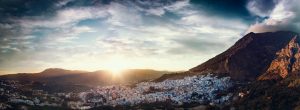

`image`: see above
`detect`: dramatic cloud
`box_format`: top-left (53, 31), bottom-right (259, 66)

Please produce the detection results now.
top-left (247, 0), bottom-right (277, 17)
top-left (16, 7), bottom-right (109, 28)
top-left (5, 0), bottom-right (297, 74)
top-left (247, 0), bottom-right (300, 33)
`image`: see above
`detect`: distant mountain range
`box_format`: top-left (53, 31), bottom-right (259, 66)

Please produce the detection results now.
top-left (158, 31), bottom-right (300, 81)
top-left (0, 68), bottom-right (169, 86)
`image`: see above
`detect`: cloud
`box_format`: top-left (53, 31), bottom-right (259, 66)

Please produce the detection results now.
top-left (190, 0), bottom-right (251, 20)
top-left (106, 2), bottom-right (142, 27)
top-left (95, 9), bottom-right (248, 57)
top-left (0, 0), bottom-right (252, 73)
top-left (166, 11), bottom-right (248, 55)
top-left (0, 0), bottom-right (58, 19)
top-left (55, 0), bottom-right (75, 7)
top-left (171, 37), bottom-right (227, 54)
top-left (246, 0), bottom-right (277, 17)
top-left (43, 26), bottom-right (96, 44)
top-left (0, 22), bottom-right (36, 53)
top-left (13, 0), bottom-right (190, 29)
top-left (247, 0), bottom-right (300, 33)
top-left (16, 7), bottom-right (109, 28)
top-left (179, 14), bottom-right (248, 31)
top-left (0, 5), bottom-right (109, 52)
top-left (0, 45), bottom-right (21, 52)
top-left (134, 0), bottom-right (190, 16)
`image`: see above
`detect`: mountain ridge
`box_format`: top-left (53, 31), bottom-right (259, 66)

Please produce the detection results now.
top-left (189, 31), bottom-right (299, 81)
top-left (0, 68), bottom-right (169, 86)
top-left (156, 31), bottom-right (300, 81)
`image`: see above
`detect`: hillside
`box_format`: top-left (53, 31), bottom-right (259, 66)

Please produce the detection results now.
top-left (231, 76), bottom-right (300, 109)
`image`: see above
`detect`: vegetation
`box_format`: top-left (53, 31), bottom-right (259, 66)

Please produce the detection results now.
top-left (232, 77), bottom-right (300, 110)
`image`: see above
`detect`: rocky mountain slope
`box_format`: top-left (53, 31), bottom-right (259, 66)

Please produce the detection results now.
top-left (190, 31), bottom-right (299, 81)
top-left (258, 36), bottom-right (300, 80)
top-left (156, 31), bottom-right (300, 82)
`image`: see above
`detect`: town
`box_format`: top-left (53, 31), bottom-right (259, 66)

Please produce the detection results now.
top-left (0, 74), bottom-right (234, 109)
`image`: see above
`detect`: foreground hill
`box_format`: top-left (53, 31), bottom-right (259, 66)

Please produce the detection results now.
top-left (231, 76), bottom-right (300, 109)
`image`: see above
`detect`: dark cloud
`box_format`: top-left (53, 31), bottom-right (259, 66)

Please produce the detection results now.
top-left (247, 0), bottom-right (300, 33)
top-left (0, 0), bottom-right (260, 23)
top-left (247, 0), bottom-right (277, 17)
top-left (190, 0), bottom-right (254, 22)
top-left (60, 0), bottom-right (183, 12)
top-left (0, 0), bottom-right (60, 21)
top-left (62, 0), bottom-right (111, 7)
top-left (0, 0), bottom-right (108, 22)
top-left (249, 0), bottom-right (276, 12)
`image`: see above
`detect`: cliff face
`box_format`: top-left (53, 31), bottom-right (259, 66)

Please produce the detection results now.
top-left (189, 31), bottom-right (299, 81)
top-left (258, 36), bottom-right (300, 80)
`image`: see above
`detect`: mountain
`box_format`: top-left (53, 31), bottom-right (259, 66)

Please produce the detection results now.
top-left (156, 31), bottom-right (300, 81)
top-left (38, 68), bottom-right (87, 77)
top-left (258, 36), bottom-right (300, 80)
top-left (189, 31), bottom-right (300, 81)
top-left (181, 30), bottom-right (300, 109)
top-left (122, 69), bottom-right (169, 82)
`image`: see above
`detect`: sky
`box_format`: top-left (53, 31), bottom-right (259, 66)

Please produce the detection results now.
top-left (0, 0), bottom-right (300, 74)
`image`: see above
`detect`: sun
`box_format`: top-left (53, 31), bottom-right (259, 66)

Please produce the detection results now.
top-left (107, 64), bottom-right (126, 82)
top-left (105, 56), bottom-right (128, 77)
top-left (109, 66), bottom-right (125, 76)
top-left (106, 61), bottom-right (125, 75)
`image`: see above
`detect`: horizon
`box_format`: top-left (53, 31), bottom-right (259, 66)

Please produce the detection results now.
top-left (0, 67), bottom-right (181, 75)
top-left (1, 0), bottom-right (300, 75)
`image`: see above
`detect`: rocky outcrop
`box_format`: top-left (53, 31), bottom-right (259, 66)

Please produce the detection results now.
top-left (258, 36), bottom-right (300, 80)
top-left (189, 31), bottom-right (299, 81)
